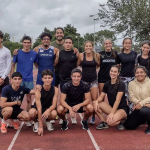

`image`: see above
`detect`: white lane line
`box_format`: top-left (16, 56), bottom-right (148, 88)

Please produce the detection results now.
top-left (79, 113), bottom-right (100, 150)
top-left (7, 122), bottom-right (24, 150)
top-left (7, 72), bottom-right (38, 150)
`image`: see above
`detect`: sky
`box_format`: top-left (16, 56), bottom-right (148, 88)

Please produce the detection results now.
top-left (0, 0), bottom-right (122, 44)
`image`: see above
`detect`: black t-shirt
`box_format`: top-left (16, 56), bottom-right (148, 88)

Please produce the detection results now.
top-left (102, 80), bottom-right (127, 109)
top-left (1, 85), bottom-right (30, 109)
top-left (98, 51), bottom-right (117, 82)
top-left (61, 80), bottom-right (90, 106)
top-left (59, 50), bottom-right (77, 82)
top-left (137, 55), bottom-right (150, 77)
top-left (117, 51), bottom-right (137, 77)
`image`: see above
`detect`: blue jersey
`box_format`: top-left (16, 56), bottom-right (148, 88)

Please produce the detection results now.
top-left (1, 85), bottom-right (30, 109)
top-left (36, 46), bottom-right (55, 85)
top-left (13, 49), bottom-right (38, 82)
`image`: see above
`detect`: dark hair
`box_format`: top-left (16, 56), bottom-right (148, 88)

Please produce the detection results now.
top-left (103, 39), bottom-right (116, 59)
top-left (55, 27), bottom-right (64, 33)
top-left (71, 68), bottom-right (82, 76)
top-left (22, 36), bottom-right (31, 42)
top-left (110, 65), bottom-right (121, 90)
top-left (134, 65), bottom-right (148, 76)
top-left (41, 69), bottom-right (54, 78)
top-left (40, 32), bottom-right (52, 40)
top-left (0, 31), bottom-right (3, 38)
top-left (121, 38), bottom-right (132, 53)
top-left (64, 36), bottom-right (73, 43)
top-left (12, 72), bottom-right (22, 79)
top-left (141, 40), bottom-right (150, 67)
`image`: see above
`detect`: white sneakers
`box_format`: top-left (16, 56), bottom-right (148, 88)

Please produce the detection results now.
top-left (33, 121), bottom-right (54, 132)
top-left (71, 117), bottom-right (77, 124)
top-left (45, 122), bottom-right (54, 131)
top-left (25, 121), bottom-right (32, 127)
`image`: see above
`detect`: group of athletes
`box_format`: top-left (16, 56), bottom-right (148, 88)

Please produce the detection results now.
top-left (0, 27), bottom-right (150, 136)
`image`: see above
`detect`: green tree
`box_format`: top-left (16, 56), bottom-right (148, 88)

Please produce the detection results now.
top-left (3, 33), bottom-right (10, 42)
top-left (98, 0), bottom-right (150, 42)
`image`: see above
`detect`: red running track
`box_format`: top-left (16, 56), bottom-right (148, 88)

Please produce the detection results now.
top-left (1, 69), bottom-right (150, 150)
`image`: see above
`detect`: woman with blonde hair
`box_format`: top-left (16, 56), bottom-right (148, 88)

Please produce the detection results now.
top-left (79, 41), bottom-right (100, 124)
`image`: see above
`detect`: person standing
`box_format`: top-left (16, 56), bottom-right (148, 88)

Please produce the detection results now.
top-left (10, 36), bottom-right (38, 127)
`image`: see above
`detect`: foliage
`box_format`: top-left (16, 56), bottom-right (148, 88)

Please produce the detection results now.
top-left (98, 0), bottom-right (150, 42)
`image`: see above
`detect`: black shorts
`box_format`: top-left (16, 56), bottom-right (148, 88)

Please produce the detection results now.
top-left (66, 107), bottom-right (84, 113)
top-left (55, 74), bottom-right (60, 87)
top-left (118, 106), bottom-right (129, 117)
top-left (0, 76), bottom-right (9, 93)
top-left (0, 107), bottom-right (23, 119)
top-left (31, 104), bottom-right (56, 114)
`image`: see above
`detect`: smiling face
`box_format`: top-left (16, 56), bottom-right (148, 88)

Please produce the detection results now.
top-left (71, 72), bottom-right (82, 85)
top-left (84, 42), bottom-right (93, 54)
top-left (135, 68), bottom-right (146, 82)
top-left (55, 28), bottom-right (64, 41)
top-left (122, 39), bottom-right (132, 51)
top-left (109, 67), bottom-right (119, 80)
top-left (41, 36), bottom-right (51, 48)
top-left (22, 39), bottom-right (31, 50)
top-left (141, 44), bottom-right (150, 55)
top-left (42, 75), bottom-right (53, 86)
top-left (104, 40), bottom-right (112, 52)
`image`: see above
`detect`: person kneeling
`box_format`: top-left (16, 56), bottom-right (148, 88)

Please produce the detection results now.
top-left (0, 72), bottom-right (35, 133)
top-left (94, 65), bottom-right (129, 130)
top-left (29, 69), bottom-right (58, 136)
top-left (124, 66), bottom-right (150, 134)
top-left (57, 68), bottom-right (93, 131)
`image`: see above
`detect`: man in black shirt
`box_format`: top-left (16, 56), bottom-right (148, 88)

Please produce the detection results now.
top-left (57, 69), bottom-right (93, 130)
top-left (0, 72), bottom-right (35, 134)
top-left (54, 37), bottom-right (80, 92)
top-left (29, 69), bottom-right (58, 136)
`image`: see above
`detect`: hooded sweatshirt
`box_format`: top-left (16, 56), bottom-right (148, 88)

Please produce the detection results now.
top-left (128, 77), bottom-right (150, 107)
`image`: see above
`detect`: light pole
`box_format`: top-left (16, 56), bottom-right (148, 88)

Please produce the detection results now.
top-left (89, 14), bottom-right (99, 51)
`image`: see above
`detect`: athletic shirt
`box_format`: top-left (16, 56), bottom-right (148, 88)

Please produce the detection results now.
top-left (137, 55), bottom-right (150, 77)
top-left (117, 51), bottom-right (137, 77)
top-left (81, 53), bottom-right (97, 82)
top-left (102, 80), bottom-right (128, 109)
top-left (50, 40), bottom-right (64, 50)
top-left (61, 80), bottom-right (90, 106)
top-left (1, 85), bottom-right (30, 109)
top-left (0, 46), bottom-right (11, 79)
top-left (38, 46), bottom-right (55, 73)
top-left (59, 50), bottom-right (77, 82)
top-left (98, 51), bottom-right (117, 82)
top-left (40, 85), bottom-right (55, 110)
top-left (50, 41), bottom-right (64, 75)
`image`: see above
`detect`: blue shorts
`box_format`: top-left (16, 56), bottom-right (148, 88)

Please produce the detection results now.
top-left (21, 81), bottom-right (34, 90)
top-left (36, 72), bottom-right (55, 86)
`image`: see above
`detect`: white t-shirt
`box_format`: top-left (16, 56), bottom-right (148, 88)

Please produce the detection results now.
top-left (0, 46), bottom-right (11, 79)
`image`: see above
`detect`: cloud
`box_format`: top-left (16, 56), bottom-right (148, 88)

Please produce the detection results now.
top-left (0, 0), bottom-right (121, 44)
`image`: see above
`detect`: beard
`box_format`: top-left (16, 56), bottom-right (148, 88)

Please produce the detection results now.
top-left (44, 44), bottom-right (49, 48)
top-left (57, 36), bottom-right (63, 41)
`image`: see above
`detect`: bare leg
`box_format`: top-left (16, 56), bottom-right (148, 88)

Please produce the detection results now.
top-left (83, 104), bottom-right (94, 120)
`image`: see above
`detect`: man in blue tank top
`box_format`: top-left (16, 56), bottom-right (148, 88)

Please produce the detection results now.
top-left (33, 33), bottom-right (59, 87)
top-left (29, 69), bottom-right (58, 136)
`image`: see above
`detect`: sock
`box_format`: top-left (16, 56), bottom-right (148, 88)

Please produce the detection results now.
top-left (13, 119), bottom-right (18, 122)
top-left (2, 119), bottom-right (7, 124)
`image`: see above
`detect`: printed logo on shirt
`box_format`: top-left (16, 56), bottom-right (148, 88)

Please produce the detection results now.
top-left (101, 55), bottom-right (105, 58)
top-left (49, 50), bottom-right (52, 53)
top-left (11, 96), bottom-right (21, 102)
top-left (102, 59), bottom-right (115, 63)
top-left (31, 58), bottom-right (32, 60)
top-left (40, 50), bottom-right (43, 52)
top-left (20, 91), bottom-right (23, 94)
